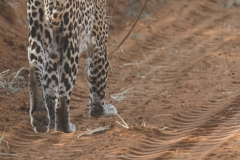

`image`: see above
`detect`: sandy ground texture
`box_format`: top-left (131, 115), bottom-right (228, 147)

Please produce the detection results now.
top-left (1, 0), bottom-right (240, 159)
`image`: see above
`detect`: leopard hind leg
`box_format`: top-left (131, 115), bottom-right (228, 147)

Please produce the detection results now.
top-left (54, 52), bottom-right (78, 133)
top-left (29, 60), bottom-right (50, 133)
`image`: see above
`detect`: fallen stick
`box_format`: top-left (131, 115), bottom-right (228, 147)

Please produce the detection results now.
top-left (0, 153), bottom-right (17, 156)
top-left (77, 125), bottom-right (112, 138)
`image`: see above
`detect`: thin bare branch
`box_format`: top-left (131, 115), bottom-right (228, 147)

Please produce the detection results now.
top-left (109, 0), bottom-right (149, 56)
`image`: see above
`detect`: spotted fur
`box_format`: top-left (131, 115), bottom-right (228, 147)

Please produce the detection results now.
top-left (27, 0), bottom-right (117, 133)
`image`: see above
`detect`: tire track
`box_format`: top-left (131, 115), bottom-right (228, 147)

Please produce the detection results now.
top-left (104, 1), bottom-right (240, 159)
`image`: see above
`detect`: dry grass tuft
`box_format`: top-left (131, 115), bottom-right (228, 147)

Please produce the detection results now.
top-left (0, 67), bottom-right (29, 97)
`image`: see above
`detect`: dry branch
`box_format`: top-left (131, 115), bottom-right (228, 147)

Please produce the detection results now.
top-left (109, 0), bottom-right (149, 56)
top-left (77, 125), bottom-right (112, 138)
top-left (0, 153), bottom-right (17, 156)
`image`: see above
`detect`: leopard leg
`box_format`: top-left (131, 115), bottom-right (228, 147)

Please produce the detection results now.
top-left (88, 44), bottom-right (118, 117)
top-left (54, 64), bottom-right (77, 133)
top-left (28, 0), bottom-right (51, 133)
top-left (88, 3), bottom-right (117, 117)
top-left (29, 60), bottom-right (50, 133)
top-left (55, 95), bottom-right (75, 133)
top-left (54, 42), bottom-right (78, 133)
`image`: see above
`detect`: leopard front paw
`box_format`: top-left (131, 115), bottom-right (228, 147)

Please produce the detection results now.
top-left (30, 108), bottom-right (50, 133)
top-left (68, 123), bottom-right (76, 133)
top-left (103, 104), bottom-right (118, 115)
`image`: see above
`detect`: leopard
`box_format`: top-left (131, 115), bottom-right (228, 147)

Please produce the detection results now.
top-left (27, 0), bottom-right (118, 133)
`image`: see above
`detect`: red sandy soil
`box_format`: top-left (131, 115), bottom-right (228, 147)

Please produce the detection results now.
top-left (1, 0), bottom-right (240, 159)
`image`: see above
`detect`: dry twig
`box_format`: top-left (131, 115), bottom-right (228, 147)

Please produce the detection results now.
top-left (10, 67), bottom-right (29, 86)
top-left (110, 87), bottom-right (133, 102)
top-left (221, 1), bottom-right (232, 76)
top-left (77, 125), bottom-right (112, 138)
top-left (109, 0), bottom-right (149, 55)
top-left (0, 126), bottom-right (9, 149)
top-left (116, 114), bottom-right (129, 129)
top-left (0, 153), bottom-right (17, 156)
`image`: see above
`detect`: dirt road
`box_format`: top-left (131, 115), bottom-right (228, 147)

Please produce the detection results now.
top-left (1, 0), bottom-right (240, 159)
